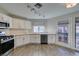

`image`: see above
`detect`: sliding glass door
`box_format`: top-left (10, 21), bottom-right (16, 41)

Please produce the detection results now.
top-left (58, 22), bottom-right (68, 43)
top-left (75, 21), bottom-right (79, 48)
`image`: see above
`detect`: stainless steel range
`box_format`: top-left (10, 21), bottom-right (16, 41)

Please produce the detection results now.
top-left (0, 32), bottom-right (14, 56)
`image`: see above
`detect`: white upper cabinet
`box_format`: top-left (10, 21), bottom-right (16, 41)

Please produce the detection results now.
top-left (25, 20), bottom-right (32, 29)
top-left (11, 18), bottom-right (32, 29)
top-left (0, 13), bottom-right (11, 22)
top-left (0, 13), bottom-right (12, 28)
top-left (11, 18), bottom-right (20, 28)
top-left (0, 13), bottom-right (6, 22)
top-left (18, 19), bottom-right (25, 29)
top-left (6, 16), bottom-right (12, 28)
top-left (0, 13), bottom-right (32, 29)
top-left (0, 13), bottom-right (11, 23)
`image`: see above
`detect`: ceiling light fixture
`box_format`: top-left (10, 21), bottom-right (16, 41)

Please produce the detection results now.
top-left (27, 4), bottom-right (43, 17)
top-left (34, 3), bottom-right (42, 9)
top-left (65, 3), bottom-right (77, 8)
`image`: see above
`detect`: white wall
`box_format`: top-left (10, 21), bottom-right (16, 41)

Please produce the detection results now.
top-left (47, 19), bottom-right (57, 34)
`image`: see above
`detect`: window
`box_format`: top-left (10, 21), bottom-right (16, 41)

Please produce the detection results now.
top-left (34, 26), bottom-right (39, 32)
top-left (39, 26), bottom-right (45, 32)
top-left (33, 26), bottom-right (45, 33)
top-left (58, 22), bottom-right (68, 43)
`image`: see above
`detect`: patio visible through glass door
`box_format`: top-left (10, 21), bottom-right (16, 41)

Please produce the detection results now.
top-left (76, 21), bottom-right (79, 48)
top-left (58, 22), bottom-right (68, 43)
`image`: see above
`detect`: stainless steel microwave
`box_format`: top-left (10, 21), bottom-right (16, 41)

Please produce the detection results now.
top-left (0, 22), bottom-right (9, 28)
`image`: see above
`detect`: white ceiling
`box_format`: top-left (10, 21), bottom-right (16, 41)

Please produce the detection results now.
top-left (0, 3), bottom-right (79, 19)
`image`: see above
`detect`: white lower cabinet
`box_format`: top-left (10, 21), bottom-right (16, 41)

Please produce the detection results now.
top-left (23, 35), bottom-right (30, 45)
top-left (14, 36), bottom-right (24, 48)
top-left (14, 34), bottom-right (55, 48)
top-left (14, 35), bottom-right (30, 48)
top-left (30, 35), bottom-right (40, 44)
top-left (48, 34), bottom-right (56, 44)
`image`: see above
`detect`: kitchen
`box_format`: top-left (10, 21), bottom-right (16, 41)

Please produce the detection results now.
top-left (0, 3), bottom-right (79, 56)
top-left (0, 11), bottom-right (56, 56)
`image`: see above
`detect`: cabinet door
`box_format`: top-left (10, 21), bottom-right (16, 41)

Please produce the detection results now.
top-left (7, 17), bottom-right (12, 28)
top-left (23, 35), bottom-right (30, 45)
top-left (12, 18), bottom-right (19, 28)
top-left (14, 36), bottom-right (23, 48)
top-left (25, 21), bottom-right (32, 29)
top-left (0, 13), bottom-right (6, 22)
top-left (48, 35), bottom-right (55, 44)
top-left (30, 35), bottom-right (34, 43)
top-left (19, 19), bottom-right (25, 29)
top-left (3, 15), bottom-right (10, 22)
top-left (35, 35), bottom-right (40, 43)
top-left (30, 35), bottom-right (40, 44)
